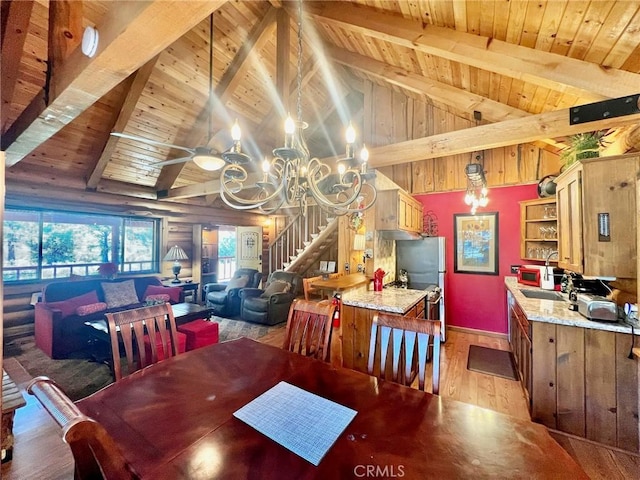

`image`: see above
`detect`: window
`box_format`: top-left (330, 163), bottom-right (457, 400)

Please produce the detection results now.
top-left (217, 227), bottom-right (237, 281)
top-left (3, 208), bottom-right (160, 283)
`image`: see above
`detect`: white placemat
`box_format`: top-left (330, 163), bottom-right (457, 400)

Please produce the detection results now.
top-left (233, 381), bottom-right (357, 466)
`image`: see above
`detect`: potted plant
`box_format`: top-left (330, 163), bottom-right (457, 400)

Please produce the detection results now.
top-left (560, 131), bottom-right (608, 169)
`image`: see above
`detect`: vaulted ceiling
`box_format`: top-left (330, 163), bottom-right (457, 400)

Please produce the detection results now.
top-left (2, 0), bottom-right (640, 206)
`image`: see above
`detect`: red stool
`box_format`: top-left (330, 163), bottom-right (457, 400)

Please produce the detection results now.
top-left (143, 331), bottom-right (187, 361)
top-left (177, 319), bottom-right (219, 351)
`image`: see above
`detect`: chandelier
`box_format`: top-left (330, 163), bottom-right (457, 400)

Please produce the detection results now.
top-left (463, 111), bottom-right (488, 215)
top-left (463, 160), bottom-right (489, 215)
top-left (218, 0), bottom-right (376, 215)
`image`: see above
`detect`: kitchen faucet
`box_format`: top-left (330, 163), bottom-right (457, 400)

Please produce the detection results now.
top-left (544, 250), bottom-right (558, 281)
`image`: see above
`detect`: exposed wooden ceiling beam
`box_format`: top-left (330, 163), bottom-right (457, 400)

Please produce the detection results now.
top-left (305, 2), bottom-right (640, 102)
top-left (328, 45), bottom-right (528, 123)
top-left (366, 106), bottom-right (640, 168)
top-left (2, 0), bottom-right (226, 166)
top-left (87, 55), bottom-right (160, 189)
top-left (0, 0), bottom-right (33, 132)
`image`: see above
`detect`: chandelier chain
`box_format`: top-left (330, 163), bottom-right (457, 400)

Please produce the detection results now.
top-left (295, 0), bottom-right (303, 123)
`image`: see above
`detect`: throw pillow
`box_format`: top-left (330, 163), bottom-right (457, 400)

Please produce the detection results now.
top-left (145, 293), bottom-right (171, 305)
top-left (76, 302), bottom-right (108, 316)
top-left (225, 275), bottom-right (249, 292)
top-left (144, 285), bottom-right (182, 304)
top-left (261, 280), bottom-right (291, 298)
top-left (102, 280), bottom-right (140, 309)
top-left (45, 290), bottom-right (100, 319)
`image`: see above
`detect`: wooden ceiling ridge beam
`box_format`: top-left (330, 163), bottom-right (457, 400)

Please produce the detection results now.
top-left (2, 0), bottom-right (226, 166)
top-left (87, 55), bottom-right (160, 189)
top-left (0, 0), bottom-right (34, 132)
top-left (363, 106), bottom-right (640, 168)
top-left (305, 2), bottom-right (640, 102)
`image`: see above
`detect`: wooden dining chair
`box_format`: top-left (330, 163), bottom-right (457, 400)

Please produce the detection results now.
top-left (302, 275), bottom-right (323, 300)
top-left (368, 313), bottom-right (442, 394)
top-left (27, 376), bottom-right (139, 479)
top-left (282, 299), bottom-right (336, 362)
top-left (105, 303), bottom-right (184, 381)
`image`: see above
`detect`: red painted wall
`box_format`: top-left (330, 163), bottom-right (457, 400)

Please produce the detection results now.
top-left (415, 184), bottom-right (538, 334)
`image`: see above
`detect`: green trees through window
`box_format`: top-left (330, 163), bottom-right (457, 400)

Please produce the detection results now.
top-left (3, 208), bottom-right (160, 283)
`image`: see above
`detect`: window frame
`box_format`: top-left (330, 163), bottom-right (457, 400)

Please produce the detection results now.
top-left (3, 207), bottom-right (162, 284)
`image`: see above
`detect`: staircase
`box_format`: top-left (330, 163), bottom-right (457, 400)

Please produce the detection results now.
top-left (268, 207), bottom-right (338, 276)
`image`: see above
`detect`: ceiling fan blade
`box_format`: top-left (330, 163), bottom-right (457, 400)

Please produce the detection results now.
top-left (154, 155), bottom-right (194, 167)
top-left (110, 132), bottom-right (195, 154)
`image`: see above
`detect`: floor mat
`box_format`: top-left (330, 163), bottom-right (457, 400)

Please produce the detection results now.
top-left (466, 345), bottom-right (518, 380)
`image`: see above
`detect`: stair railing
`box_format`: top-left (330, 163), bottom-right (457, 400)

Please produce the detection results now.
top-left (268, 206), bottom-right (330, 275)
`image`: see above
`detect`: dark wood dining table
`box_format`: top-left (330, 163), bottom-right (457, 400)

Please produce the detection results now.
top-left (76, 337), bottom-right (587, 479)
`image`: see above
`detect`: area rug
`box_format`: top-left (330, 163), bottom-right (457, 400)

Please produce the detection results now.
top-left (466, 345), bottom-right (518, 381)
top-left (3, 317), bottom-right (284, 401)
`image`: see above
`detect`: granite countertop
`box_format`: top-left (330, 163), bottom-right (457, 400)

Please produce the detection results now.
top-left (505, 276), bottom-right (639, 335)
top-left (342, 288), bottom-right (428, 314)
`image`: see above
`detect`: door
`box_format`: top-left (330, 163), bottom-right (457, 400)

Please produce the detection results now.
top-left (236, 226), bottom-right (262, 271)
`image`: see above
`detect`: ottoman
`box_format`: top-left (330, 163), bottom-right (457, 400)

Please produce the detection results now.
top-left (143, 331), bottom-right (187, 361)
top-left (177, 319), bottom-right (219, 351)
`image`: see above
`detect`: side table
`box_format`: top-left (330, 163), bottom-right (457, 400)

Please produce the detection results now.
top-left (2, 370), bottom-right (26, 463)
top-left (163, 280), bottom-right (199, 303)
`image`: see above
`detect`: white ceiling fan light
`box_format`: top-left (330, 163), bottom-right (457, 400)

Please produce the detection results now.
top-left (192, 148), bottom-right (225, 171)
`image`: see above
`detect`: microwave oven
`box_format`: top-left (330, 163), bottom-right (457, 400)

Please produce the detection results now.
top-left (518, 266), bottom-right (542, 287)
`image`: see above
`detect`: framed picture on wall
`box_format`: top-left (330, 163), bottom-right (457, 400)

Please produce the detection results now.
top-left (453, 212), bottom-right (499, 275)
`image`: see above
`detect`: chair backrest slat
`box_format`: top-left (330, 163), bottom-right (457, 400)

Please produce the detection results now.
top-left (27, 376), bottom-right (139, 479)
top-left (283, 299), bottom-right (336, 362)
top-left (368, 313), bottom-right (442, 394)
top-left (105, 303), bottom-right (181, 382)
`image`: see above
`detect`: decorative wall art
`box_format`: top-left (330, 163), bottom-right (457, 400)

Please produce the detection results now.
top-left (454, 213), bottom-right (499, 275)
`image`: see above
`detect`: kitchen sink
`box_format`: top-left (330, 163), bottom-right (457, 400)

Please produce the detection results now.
top-left (520, 289), bottom-right (566, 301)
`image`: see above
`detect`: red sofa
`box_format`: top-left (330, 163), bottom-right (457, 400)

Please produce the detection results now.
top-left (34, 276), bottom-right (184, 359)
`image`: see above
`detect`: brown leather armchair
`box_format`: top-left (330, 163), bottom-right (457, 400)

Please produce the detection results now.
top-left (239, 271), bottom-right (302, 325)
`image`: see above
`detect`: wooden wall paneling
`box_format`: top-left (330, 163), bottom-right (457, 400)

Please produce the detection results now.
top-left (538, 148), bottom-right (564, 178)
top-left (391, 91), bottom-right (411, 191)
top-left (555, 324), bottom-right (586, 437)
top-left (412, 159), bottom-right (435, 194)
top-left (519, 144), bottom-right (540, 183)
top-left (502, 144), bottom-right (521, 185)
top-left (585, 329), bottom-right (617, 447)
top-left (372, 84), bottom-right (394, 147)
top-left (531, 322), bottom-right (557, 428)
top-left (615, 332), bottom-right (639, 452)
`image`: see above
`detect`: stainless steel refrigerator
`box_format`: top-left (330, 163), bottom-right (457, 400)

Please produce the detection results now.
top-left (396, 236), bottom-right (446, 341)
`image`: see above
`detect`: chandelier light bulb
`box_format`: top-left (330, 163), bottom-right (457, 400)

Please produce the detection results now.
top-left (360, 144), bottom-right (369, 163)
top-left (231, 120), bottom-right (242, 142)
top-left (464, 192), bottom-right (474, 205)
top-left (284, 115), bottom-right (295, 135)
top-left (481, 186), bottom-right (488, 196)
top-left (338, 163), bottom-right (346, 175)
top-left (346, 123), bottom-right (356, 144)
top-left (262, 158), bottom-right (270, 173)
top-left (479, 196), bottom-right (489, 207)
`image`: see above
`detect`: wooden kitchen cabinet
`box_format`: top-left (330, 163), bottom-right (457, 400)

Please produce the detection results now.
top-left (508, 292), bottom-right (532, 408)
top-left (555, 153), bottom-right (639, 277)
top-left (519, 197), bottom-right (558, 263)
top-left (376, 189), bottom-right (423, 234)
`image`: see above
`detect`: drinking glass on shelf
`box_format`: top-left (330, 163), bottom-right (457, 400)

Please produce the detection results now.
top-left (527, 247), bottom-right (534, 258)
top-left (539, 226), bottom-right (548, 239)
top-left (543, 206), bottom-right (550, 218)
top-left (548, 206), bottom-right (556, 218)
top-left (549, 226), bottom-right (557, 238)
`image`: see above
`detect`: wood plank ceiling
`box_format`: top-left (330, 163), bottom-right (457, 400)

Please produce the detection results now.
top-left (2, 0), bottom-right (640, 205)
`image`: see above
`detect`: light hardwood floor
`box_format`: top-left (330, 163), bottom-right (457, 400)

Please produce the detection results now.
top-left (2, 327), bottom-right (638, 479)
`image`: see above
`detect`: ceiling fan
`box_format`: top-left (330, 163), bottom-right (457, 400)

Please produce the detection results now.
top-left (110, 14), bottom-right (225, 172)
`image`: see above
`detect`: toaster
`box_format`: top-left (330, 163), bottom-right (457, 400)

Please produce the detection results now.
top-left (577, 293), bottom-right (618, 322)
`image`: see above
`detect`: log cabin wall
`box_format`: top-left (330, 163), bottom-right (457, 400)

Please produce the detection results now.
top-left (2, 188), bottom-right (267, 339)
top-left (363, 81), bottom-right (564, 193)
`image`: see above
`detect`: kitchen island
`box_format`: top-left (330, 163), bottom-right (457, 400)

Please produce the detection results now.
top-left (339, 288), bottom-right (429, 373)
top-left (505, 277), bottom-right (639, 453)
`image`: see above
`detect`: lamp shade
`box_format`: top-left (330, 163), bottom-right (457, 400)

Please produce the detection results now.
top-left (164, 245), bottom-right (189, 262)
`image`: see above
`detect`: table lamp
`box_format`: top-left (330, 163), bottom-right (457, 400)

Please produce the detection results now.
top-left (164, 245), bottom-right (189, 283)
